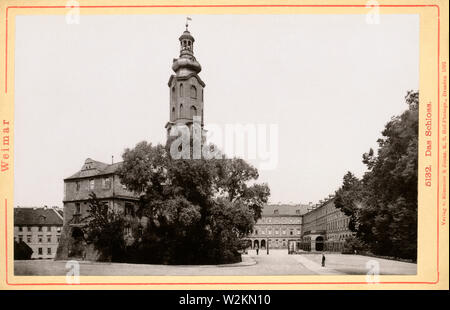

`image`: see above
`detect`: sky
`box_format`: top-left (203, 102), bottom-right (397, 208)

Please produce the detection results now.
top-left (13, 14), bottom-right (419, 206)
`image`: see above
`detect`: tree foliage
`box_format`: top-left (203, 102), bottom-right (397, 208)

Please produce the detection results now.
top-left (335, 90), bottom-right (418, 259)
top-left (117, 141), bottom-right (270, 264)
top-left (83, 193), bottom-right (126, 262)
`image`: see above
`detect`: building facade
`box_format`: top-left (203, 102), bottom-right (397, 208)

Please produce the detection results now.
top-left (245, 199), bottom-right (354, 252)
top-left (245, 204), bottom-right (309, 250)
top-left (14, 207), bottom-right (63, 259)
top-left (301, 197), bottom-right (354, 252)
top-left (55, 158), bottom-right (142, 260)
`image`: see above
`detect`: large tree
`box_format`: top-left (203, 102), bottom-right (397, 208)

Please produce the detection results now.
top-left (117, 141), bottom-right (270, 264)
top-left (335, 90), bottom-right (418, 259)
top-left (83, 193), bottom-right (127, 262)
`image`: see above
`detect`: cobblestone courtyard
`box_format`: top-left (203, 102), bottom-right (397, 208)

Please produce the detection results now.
top-left (14, 249), bottom-right (416, 276)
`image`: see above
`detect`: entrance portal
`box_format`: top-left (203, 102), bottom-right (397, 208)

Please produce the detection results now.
top-left (261, 240), bottom-right (266, 249)
top-left (315, 236), bottom-right (324, 251)
top-left (69, 227), bottom-right (85, 258)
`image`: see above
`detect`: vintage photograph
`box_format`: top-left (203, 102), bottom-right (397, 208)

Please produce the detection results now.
top-left (11, 12), bottom-right (420, 277)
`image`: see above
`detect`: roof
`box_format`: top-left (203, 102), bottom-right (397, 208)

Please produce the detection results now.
top-left (14, 207), bottom-right (63, 226)
top-left (65, 158), bottom-right (123, 181)
top-left (261, 204), bottom-right (310, 217)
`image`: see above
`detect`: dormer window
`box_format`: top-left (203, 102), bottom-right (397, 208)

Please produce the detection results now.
top-left (274, 209), bottom-right (279, 215)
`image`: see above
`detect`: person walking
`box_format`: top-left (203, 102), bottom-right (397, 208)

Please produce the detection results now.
top-left (256, 244), bottom-right (259, 255)
top-left (321, 253), bottom-right (326, 267)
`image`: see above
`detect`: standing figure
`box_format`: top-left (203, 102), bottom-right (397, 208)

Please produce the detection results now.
top-left (321, 254), bottom-right (326, 267)
top-left (256, 244), bottom-right (259, 255)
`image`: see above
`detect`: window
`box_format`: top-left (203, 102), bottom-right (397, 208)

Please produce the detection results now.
top-left (38, 226), bottom-right (42, 232)
top-left (179, 104), bottom-right (183, 118)
top-left (47, 236), bottom-right (52, 243)
top-left (179, 83), bottom-right (183, 97)
top-left (102, 177), bottom-right (111, 189)
top-left (268, 230), bottom-right (272, 235)
top-left (290, 231), bottom-right (293, 235)
top-left (89, 179), bottom-right (95, 190)
top-left (38, 235), bottom-right (43, 243)
top-left (172, 107), bottom-right (175, 119)
top-left (57, 227), bottom-right (61, 233)
top-left (42, 226), bottom-right (47, 232)
top-left (190, 85), bottom-right (197, 98)
top-left (75, 203), bottom-right (81, 214)
top-left (296, 210), bottom-right (300, 214)
top-left (27, 226), bottom-right (31, 232)
top-left (275, 230), bottom-right (279, 235)
top-left (18, 236), bottom-right (23, 243)
top-left (282, 230), bottom-right (286, 235)
top-left (124, 226), bottom-right (132, 236)
top-left (190, 105), bottom-right (197, 118)
top-left (27, 236), bottom-right (31, 243)
top-left (18, 226), bottom-right (22, 232)
top-left (38, 248), bottom-right (43, 255)
top-left (255, 230), bottom-right (258, 235)
top-left (125, 203), bottom-right (134, 217)
top-left (47, 248), bottom-right (52, 255)
top-left (273, 209), bottom-right (279, 214)
top-left (76, 181), bottom-right (80, 191)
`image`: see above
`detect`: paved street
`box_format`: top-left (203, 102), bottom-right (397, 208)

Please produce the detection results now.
top-left (14, 250), bottom-right (416, 276)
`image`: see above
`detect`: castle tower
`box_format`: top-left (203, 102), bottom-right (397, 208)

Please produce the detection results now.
top-left (166, 21), bottom-right (205, 139)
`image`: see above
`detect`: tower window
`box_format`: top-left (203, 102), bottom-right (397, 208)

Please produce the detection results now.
top-left (190, 85), bottom-right (197, 98)
top-left (179, 84), bottom-right (183, 97)
top-left (179, 104), bottom-right (183, 118)
top-left (171, 107), bottom-right (175, 119)
top-left (190, 105), bottom-right (197, 118)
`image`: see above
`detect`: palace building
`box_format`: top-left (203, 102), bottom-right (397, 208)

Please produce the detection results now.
top-left (245, 204), bottom-right (309, 250)
top-left (301, 197), bottom-right (354, 252)
top-left (245, 198), bottom-right (354, 252)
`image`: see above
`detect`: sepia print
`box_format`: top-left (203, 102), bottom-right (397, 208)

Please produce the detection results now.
top-left (0, 0), bottom-right (448, 290)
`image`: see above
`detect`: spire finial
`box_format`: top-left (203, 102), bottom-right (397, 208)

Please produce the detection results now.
top-left (185, 16), bottom-right (192, 31)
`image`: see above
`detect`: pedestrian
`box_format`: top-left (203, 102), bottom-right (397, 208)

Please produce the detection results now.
top-left (321, 253), bottom-right (326, 267)
top-left (256, 244), bottom-right (259, 255)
